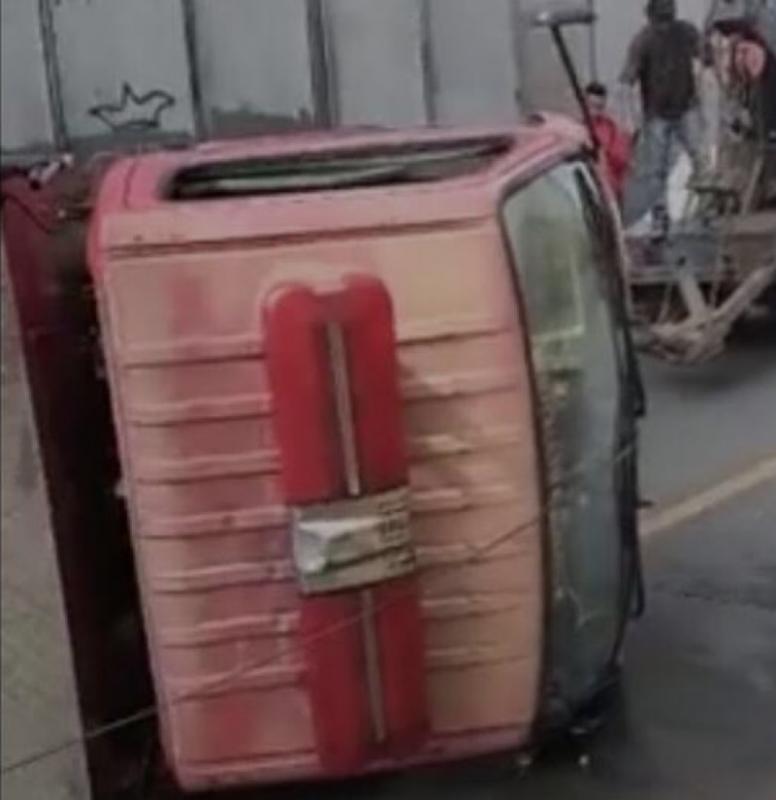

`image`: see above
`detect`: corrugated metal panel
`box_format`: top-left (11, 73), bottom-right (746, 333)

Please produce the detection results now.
top-left (0, 1), bottom-right (55, 153)
top-left (428, 0), bottom-right (519, 124)
top-left (0, 1), bottom-right (635, 165)
top-left (49, 0), bottom-right (196, 143)
top-left (190, 0), bottom-right (316, 137)
top-left (1, 0), bottom-right (597, 157)
top-left (323, 0), bottom-right (429, 126)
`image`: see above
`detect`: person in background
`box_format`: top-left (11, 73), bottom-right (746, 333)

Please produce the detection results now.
top-left (585, 81), bottom-right (632, 206)
top-left (619, 0), bottom-right (713, 237)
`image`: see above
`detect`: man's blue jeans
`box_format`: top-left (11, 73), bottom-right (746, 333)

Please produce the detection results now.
top-left (622, 108), bottom-right (708, 231)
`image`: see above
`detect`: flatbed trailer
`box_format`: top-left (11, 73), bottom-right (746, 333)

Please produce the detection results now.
top-left (626, 0), bottom-right (776, 363)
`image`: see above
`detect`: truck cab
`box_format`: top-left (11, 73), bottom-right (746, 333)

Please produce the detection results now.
top-left (77, 118), bottom-right (643, 791)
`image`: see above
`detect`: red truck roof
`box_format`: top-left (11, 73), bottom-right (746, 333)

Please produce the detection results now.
top-left (90, 118), bottom-right (587, 270)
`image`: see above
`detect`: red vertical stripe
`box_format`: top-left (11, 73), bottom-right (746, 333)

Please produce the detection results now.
top-left (263, 285), bottom-right (345, 503)
top-left (264, 276), bottom-right (428, 774)
top-left (264, 284), bottom-right (370, 773)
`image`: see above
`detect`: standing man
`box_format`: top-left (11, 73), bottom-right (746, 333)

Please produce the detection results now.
top-left (620, 0), bottom-right (713, 236)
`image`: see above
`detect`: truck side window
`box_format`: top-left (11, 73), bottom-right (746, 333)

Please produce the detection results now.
top-left (502, 161), bottom-right (624, 709)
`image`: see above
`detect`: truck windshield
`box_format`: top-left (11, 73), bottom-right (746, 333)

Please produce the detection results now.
top-left (502, 160), bottom-right (625, 712)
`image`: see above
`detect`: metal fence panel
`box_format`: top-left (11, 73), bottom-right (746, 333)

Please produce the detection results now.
top-left (190, 0), bottom-right (316, 137)
top-left (324, 0), bottom-right (428, 126)
top-left (0, 0), bottom-right (55, 153)
top-left (49, 0), bottom-right (196, 144)
top-left (428, 0), bottom-right (519, 124)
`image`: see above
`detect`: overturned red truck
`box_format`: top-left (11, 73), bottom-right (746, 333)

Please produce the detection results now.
top-left (2, 115), bottom-right (644, 796)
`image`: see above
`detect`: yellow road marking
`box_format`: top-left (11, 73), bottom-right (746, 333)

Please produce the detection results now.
top-left (641, 456), bottom-right (776, 537)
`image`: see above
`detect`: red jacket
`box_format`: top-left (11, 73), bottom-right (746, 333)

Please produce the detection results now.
top-left (592, 114), bottom-right (632, 201)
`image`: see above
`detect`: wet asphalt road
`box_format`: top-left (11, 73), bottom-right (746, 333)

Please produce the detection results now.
top-left (357, 482), bottom-right (776, 800)
top-left (257, 324), bottom-right (776, 800)
top-left (639, 323), bottom-right (776, 508)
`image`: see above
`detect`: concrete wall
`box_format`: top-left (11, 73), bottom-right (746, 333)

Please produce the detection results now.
top-left (1, 243), bottom-right (90, 800)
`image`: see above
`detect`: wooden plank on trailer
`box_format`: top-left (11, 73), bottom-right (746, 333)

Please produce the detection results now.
top-left (728, 210), bottom-right (776, 238)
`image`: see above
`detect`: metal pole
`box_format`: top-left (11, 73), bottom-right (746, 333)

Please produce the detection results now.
top-left (325, 322), bottom-right (387, 745)
top-left (307, 0), bottom-right (336, 128)
top-left (510, 0), bottom-right (528, 112)
top-left (37, 0), bottom-right (68, 151)
top-left (180, 0), bottom-right (208, 140)
top-left (420, 0), bottom-right (438, 125)
top-left (588, 0), bottom-right (599, 82)
top-left (550, 24), bottom-right (601, 155)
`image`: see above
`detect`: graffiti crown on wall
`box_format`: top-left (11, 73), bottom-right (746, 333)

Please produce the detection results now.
top-left (89, 83), bottom-right (176, 133)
